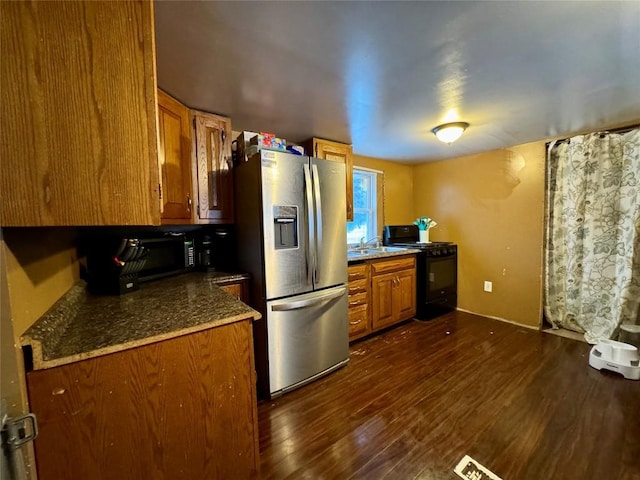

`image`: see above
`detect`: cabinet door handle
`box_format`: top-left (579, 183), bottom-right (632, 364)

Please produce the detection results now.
top-left (186, 193), bottom-right (192, 212)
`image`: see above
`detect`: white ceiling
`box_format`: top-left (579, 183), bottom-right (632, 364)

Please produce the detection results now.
top-left (154, 1), bottom-right (640, 163)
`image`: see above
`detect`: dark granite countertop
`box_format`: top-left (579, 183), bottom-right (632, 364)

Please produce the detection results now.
top-left (21, 272), bottom-right (260, 371)
top-left (347, 248), bottom-right (420, 263)
top-left (206, 271), bottom-right (251, 283)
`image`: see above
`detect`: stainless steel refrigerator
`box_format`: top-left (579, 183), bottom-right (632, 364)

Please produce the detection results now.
top-left (235, 149), bottom-right (349, 398)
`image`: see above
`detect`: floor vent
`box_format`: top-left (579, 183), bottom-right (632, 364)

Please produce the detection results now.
top-left (454, 455), bottom-right (502, 480)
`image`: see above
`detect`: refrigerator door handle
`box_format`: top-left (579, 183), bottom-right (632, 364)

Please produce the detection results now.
top-left (303, 163), bottom-right (315, 286)
top-left (312, 164), bottom-right (323, 283)
top-left (271, 287), bottom-right (347, 311)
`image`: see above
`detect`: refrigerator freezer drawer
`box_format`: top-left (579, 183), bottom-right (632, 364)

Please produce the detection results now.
top-left (267, 285), bottom-right (349, 396)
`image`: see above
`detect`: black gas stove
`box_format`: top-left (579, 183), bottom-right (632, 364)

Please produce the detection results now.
top-left (383, 225), bottom-right (458, 320)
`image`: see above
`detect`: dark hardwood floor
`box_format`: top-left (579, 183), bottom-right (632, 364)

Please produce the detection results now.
top-left (257, 311), bottom-right (640, 480)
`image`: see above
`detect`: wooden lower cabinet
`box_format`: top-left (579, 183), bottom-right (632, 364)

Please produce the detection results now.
top-left (347, 263), bottom-right (371, 341)
top-left (348, 255), bottom-right (416, 342)
top-left (26, 319), bottom-right (259, 480)
top-left (371, 267), bottom-right (416, 330)
top-left (218, 278), bottom-right (250, 303)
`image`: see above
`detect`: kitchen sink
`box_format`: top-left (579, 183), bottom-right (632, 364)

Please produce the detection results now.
top-left (368, 246), bottom-right (407, 253)
top-left (348, 248), bottom-right (371, 255)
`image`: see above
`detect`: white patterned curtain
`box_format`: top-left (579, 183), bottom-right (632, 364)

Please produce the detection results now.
top-left (544, 128), bottom-right (640, 343)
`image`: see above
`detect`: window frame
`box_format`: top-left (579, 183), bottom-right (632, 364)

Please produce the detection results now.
top-left (347, 167), bottom-right (378, 247)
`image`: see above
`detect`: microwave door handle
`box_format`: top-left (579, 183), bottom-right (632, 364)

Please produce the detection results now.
top-left (303, 163), bottom-right (315, 286)
top-left (311, 164), bottom-right (322, 283)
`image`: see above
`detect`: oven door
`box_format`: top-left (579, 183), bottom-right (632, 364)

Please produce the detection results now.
top-left (425, 254), bottom-right (457, 300)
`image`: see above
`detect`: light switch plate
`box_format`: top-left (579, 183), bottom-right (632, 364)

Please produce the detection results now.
top-left (484, 281), bottom-right (493, 292)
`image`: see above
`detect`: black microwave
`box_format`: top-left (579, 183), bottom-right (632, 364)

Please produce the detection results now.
top-left (85, 233), bottom-right (195, 294)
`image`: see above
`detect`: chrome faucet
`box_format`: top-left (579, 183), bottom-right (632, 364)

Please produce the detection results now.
top-left (361, 236), bottom-right (381, 249)
top-left (351, 236), bottom-right (381, 251)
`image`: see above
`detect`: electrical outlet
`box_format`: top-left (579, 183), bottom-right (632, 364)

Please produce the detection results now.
top-left (484, 281), bottom-right (493, 293)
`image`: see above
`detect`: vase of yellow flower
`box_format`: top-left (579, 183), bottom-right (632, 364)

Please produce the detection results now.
top-left (413, 216), bottom-right (437, 244)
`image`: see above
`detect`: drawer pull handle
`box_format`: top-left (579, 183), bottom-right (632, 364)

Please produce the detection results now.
top-left (349, 301), bottom-right (365, 307)
top-left (349, 319), bottom-right (362, 326)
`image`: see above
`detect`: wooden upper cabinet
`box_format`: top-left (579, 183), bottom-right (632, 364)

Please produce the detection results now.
top-left (192, 111), bottom-right (234, 224)
top-left (304, 138), bottom-right (354, 221)
top-left (0, 0), bottom-right (160, 226)
top-left (157, 90), bottom-right (193, 223)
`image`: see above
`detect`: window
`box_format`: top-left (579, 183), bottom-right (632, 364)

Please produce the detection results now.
top-left (347, 168), bottom-right (377, 245)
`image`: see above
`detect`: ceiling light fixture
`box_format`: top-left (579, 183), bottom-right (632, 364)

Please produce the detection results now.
top-left (432, 122), bottom-right (470, 143)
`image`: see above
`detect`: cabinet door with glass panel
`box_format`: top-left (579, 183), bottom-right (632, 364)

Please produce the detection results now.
top-left (347, 168), bottom-right (382, 247)
top-left (192, 111), bottom-right (234, 224)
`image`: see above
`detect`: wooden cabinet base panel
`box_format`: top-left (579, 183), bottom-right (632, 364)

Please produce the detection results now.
top-left (27, 320), bottom-right (258, 480)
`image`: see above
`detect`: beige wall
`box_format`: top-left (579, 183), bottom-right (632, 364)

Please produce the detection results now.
top-left (353, 154), bottom-right (415, 229)
top-left (412, 141), bottom-right (546, 328)
top-left (3, 228), bottom-right (80, 337)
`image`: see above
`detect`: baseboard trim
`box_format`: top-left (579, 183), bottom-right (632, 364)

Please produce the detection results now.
top-left (455, 308), bottom-right (540, 331)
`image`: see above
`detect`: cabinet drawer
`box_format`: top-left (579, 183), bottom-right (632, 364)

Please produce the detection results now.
top-left (348, 279), bottom-right (369, 296)
top-left (348, 292), bottom-right (368, 309)
top-left (348, 304), bottom-right (369, 338)
top-left (371, 256), bottom-right (416, 275)
top-left (348, 263), bottom-right (369, 281)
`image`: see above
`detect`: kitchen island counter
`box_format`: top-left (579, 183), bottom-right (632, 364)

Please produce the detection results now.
top-left (21, 272), bottom-right (260, 370)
